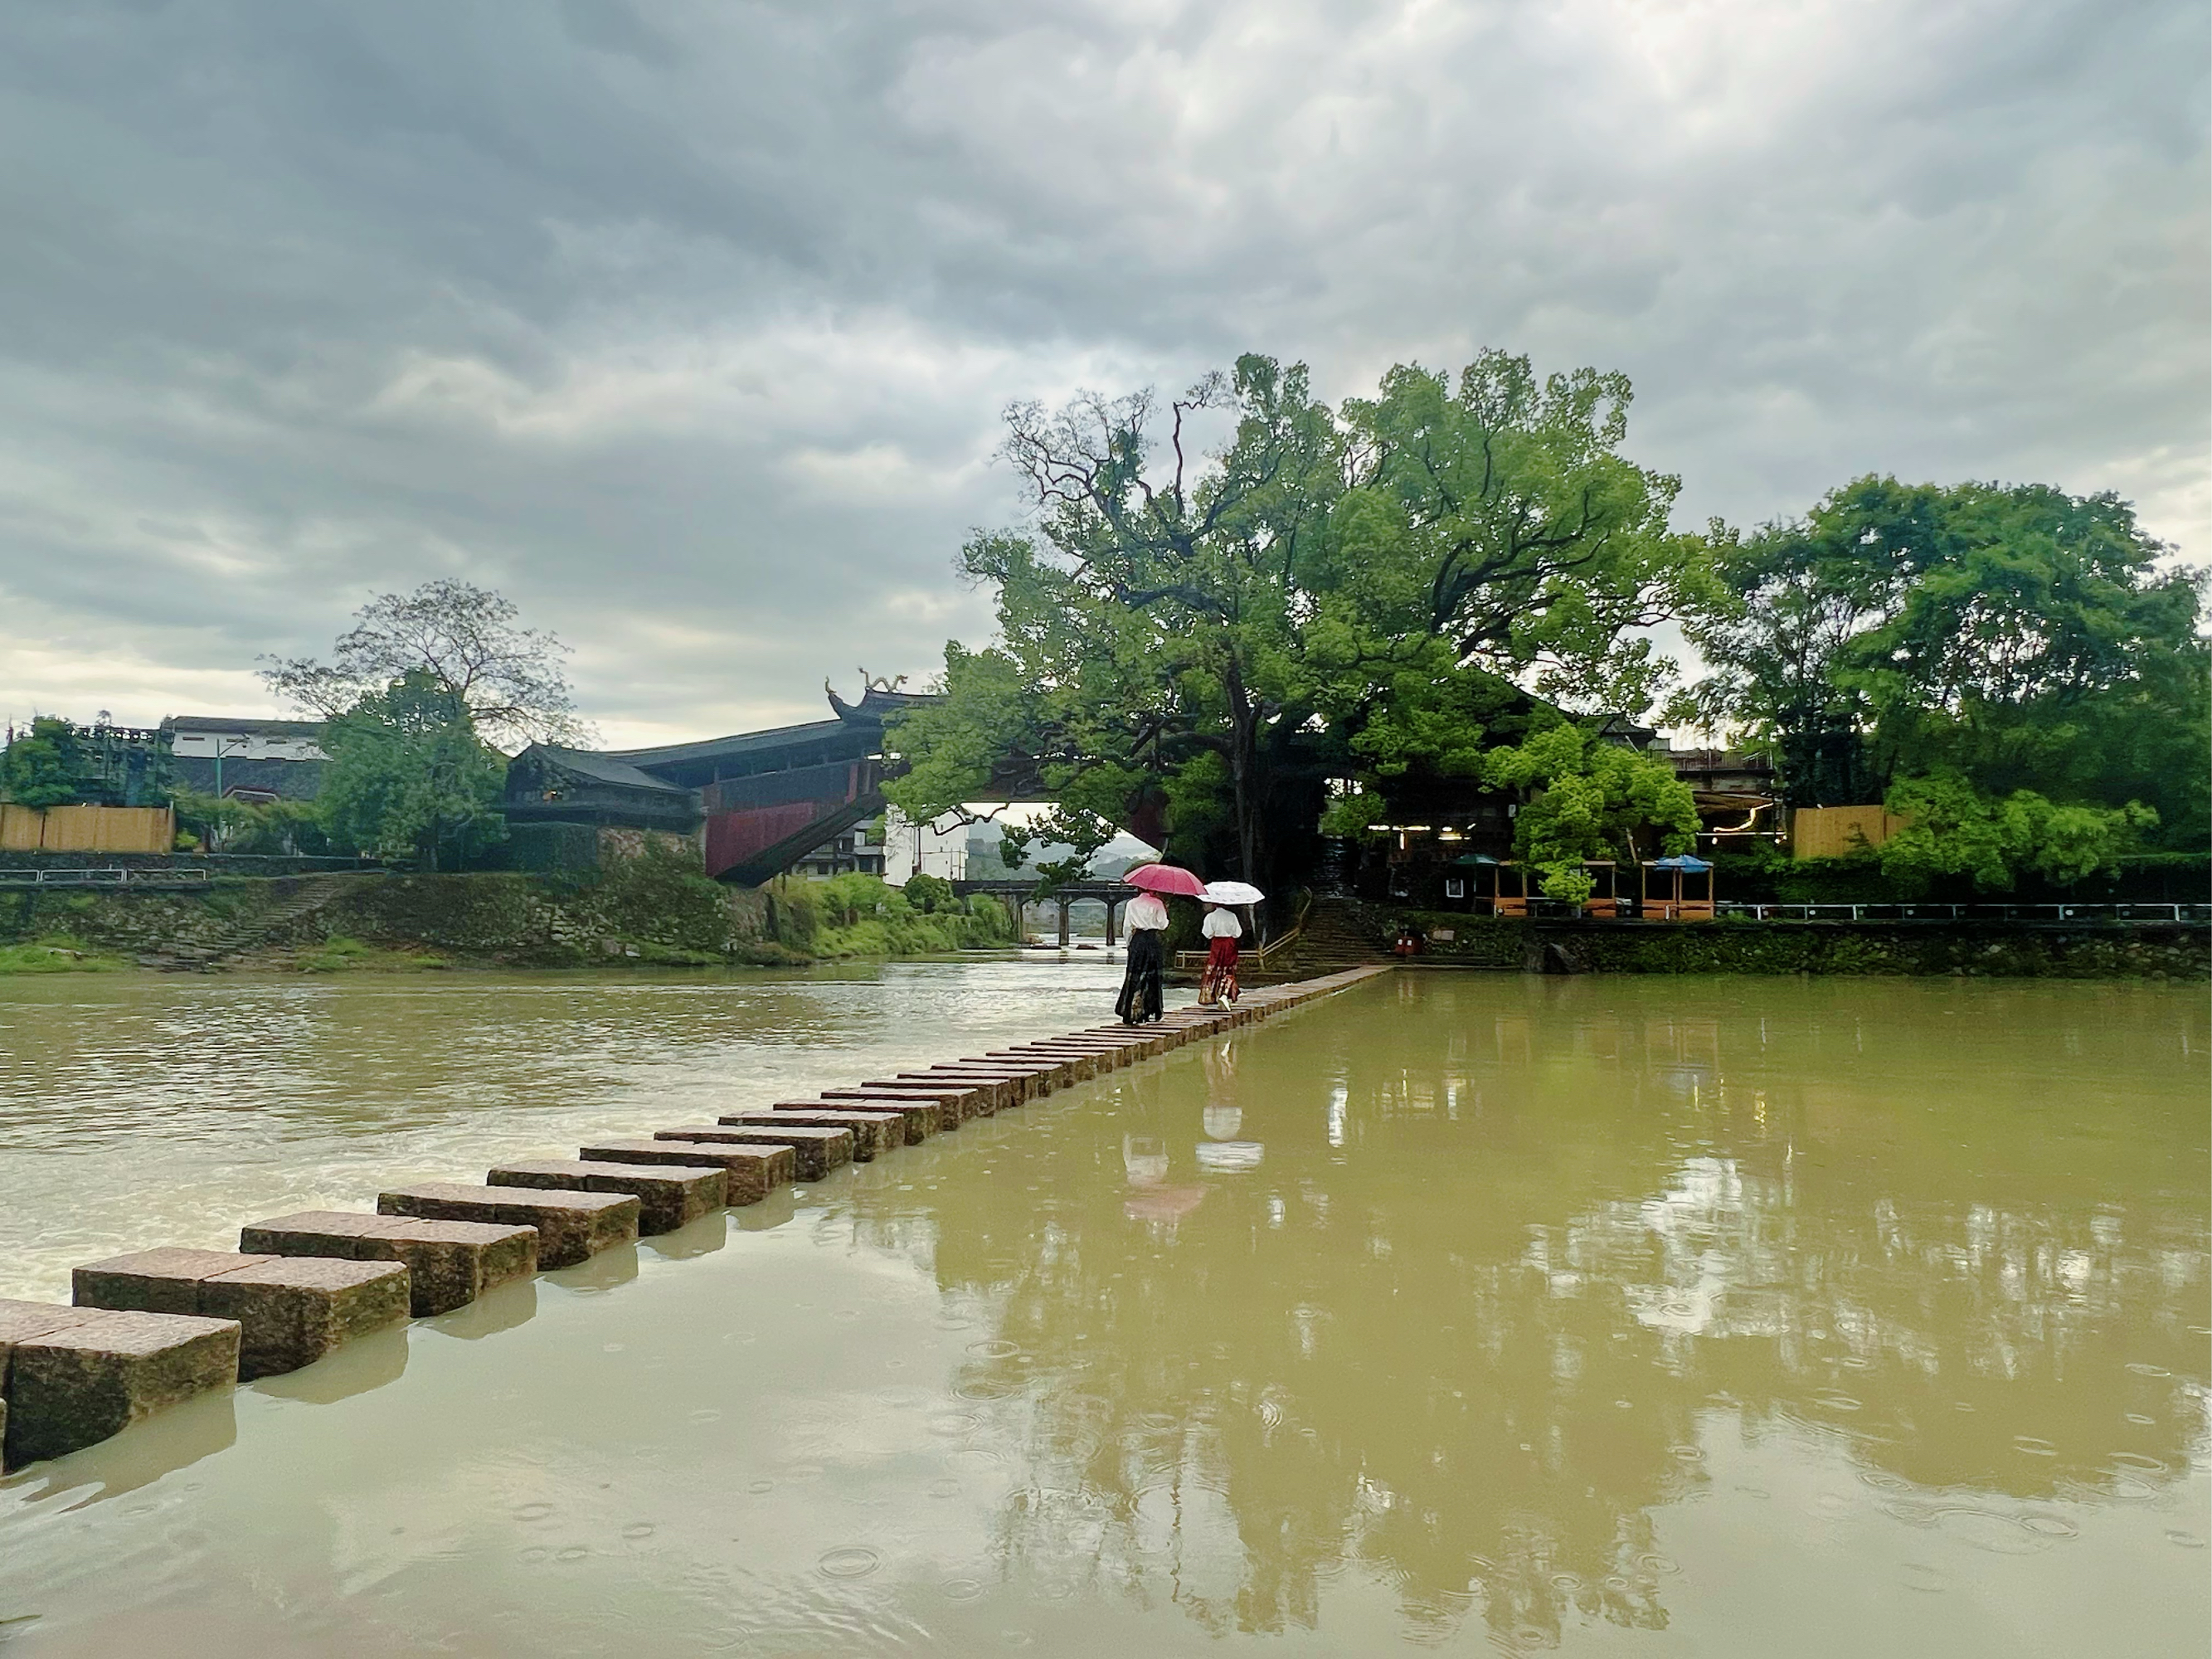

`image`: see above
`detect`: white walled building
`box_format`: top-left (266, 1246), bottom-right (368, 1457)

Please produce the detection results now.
top-left (163, 717), bottom-right (328, 762)
top-left (882, 807), bottom-right (969, 885)
top-left (162, 716), bottom-right (329, 800)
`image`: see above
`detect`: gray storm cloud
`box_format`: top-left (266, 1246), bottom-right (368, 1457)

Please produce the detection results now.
top-left (0, 0), bottom-right (2202, 742)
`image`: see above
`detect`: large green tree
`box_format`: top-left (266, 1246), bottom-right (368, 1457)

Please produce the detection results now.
top-left (887, 351), bottom-right (1704, 891)
top-left (318, 672), bottom-right (507, 869)
top-left (1676, 477), bottom-right (2205, 847)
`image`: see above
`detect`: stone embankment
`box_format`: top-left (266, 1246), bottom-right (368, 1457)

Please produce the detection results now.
top-left (0, 967), bottom-right (1390, 1471)
top-left (1287, 898), bottom-right (2210, 980)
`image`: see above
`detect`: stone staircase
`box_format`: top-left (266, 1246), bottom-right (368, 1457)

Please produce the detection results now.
top-left (139, 873), bottom-right (381, 972)
top-left (1275, 897), bottom-right (1393, 971)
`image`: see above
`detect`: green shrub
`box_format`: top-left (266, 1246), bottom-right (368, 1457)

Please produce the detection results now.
top-left (904, 872), bottom-right (955, 913)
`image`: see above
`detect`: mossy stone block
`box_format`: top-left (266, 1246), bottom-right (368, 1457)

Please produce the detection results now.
top-left (486, 1159), bottom-right (727, 1234)
top-left (377, 1184), bottom-right (639, 1268)
top-left (577, 1140), bottom-right (793, 1204)
top-left (240, 1210), bottom-right (537, 1316)
top-left (72, 1248), bottom-right (278, 1316)
top-left (3, 1304), bottom-right (240, 1469)
top-left (654, 1123), bottom-right (851, 1181)
top-left (717, 1110), bottom-right (901, 1162)
top-left (798, 1095), bottom-right (941, 1141)
top-left (198, 1258), bottom-right (411, 1379)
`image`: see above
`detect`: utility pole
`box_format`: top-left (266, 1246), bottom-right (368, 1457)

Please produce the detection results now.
top-left (212, 736), bottom-right (250, 818)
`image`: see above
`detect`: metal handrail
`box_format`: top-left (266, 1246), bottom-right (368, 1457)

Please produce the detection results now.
top-left (1174, 893), bottom-right (1314, 970)
top-left (0, 866), bottom-right (213, 888)
top-left (1713, 901), bottom-right (2210, 923)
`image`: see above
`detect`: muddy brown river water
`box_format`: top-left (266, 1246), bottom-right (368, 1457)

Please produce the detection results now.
top-left (0, 962), bottom-right (2205, 1656)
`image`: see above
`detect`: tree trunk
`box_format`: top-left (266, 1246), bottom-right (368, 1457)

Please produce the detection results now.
top-left (1225, 664), bottom-right (1265, 883)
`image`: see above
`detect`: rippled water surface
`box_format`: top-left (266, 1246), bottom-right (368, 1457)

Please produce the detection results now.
top-left (0, 965), bottom-right (2205, 1657)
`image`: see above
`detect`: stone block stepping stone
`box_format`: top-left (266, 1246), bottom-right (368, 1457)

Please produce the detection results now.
top-left (240, 1211), bottom-right (537, 1317)
top-left (1072, 1029), bottom-right (1168, 1057)
top-left (960, 1065), bottom-right (1060, 1097)
top-left (871, 1074), bottom-right (1007, 1112)
top-left (809, 1093), bottom-right (946, 1137)
top-left (717, 1109), bottom-right (902, 1161)
top-left (1, 1298), bottom-right (240, 1469)
top-left (486, 1159), bottom-right (727, 1234)
top-left (1021, 1042), bottom-right (1135, 1071)
top-left (72, 1248), bottom-right (411, 1380)
top-left (71, 1247), bottom-right (270, 1316)
top-left (987, 1048), bottom-right (1092, 1080)
top-left (898, 1068), bottom-right (1035, 1104)
top-left (578, 1140), bottom-right (792, 1204)
top-left (1033, 1039), bottom-right (1139, 1063)
top-left (198, 1258), bottom-right (411, 1379)
top-left (653, 1123), bottom-right (852, 1181)
top-left (377, 1185), bottom-right (639, 1269)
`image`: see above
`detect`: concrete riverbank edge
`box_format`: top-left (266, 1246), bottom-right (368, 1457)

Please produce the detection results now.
top-left (0, 967), bottom-right (1390, 1471)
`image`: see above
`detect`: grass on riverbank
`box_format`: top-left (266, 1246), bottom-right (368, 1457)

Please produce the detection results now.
top-left (0, 936), bottom-right (130, 973)
top-left (291, 936), bottom-right (450, 973)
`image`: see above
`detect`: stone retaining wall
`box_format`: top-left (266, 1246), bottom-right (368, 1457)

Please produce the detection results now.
top-left (1384, 911), bottom-right (2210, 979)
top-left (0, 870), bottom-right (791, 966)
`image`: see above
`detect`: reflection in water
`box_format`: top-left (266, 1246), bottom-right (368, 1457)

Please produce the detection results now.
top-left (907, 975), bottom-right (2209, 1651)
top-left (1122, 1135), bottom-right (1169, 1186)
top-left (1194, 1141), bottom-right (1263, 1172)
top-left (0, 970), bottom-right (2203, 1656)
top-left (247, 1322), bottom-right (409, 1406)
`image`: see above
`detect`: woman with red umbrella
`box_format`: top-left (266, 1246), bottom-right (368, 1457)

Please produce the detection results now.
top-left (1115, 864), bottom-right (1204, 1024)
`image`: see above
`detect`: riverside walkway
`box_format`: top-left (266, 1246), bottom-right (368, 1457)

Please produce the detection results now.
top-left (0, 967), bottom-right (1389, 1471)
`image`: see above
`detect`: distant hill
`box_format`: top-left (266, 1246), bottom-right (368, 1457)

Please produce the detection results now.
top-left (965, 825), bottom-right (1155, 882)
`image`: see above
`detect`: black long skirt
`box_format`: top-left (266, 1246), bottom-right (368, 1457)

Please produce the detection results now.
top-left (1115, 928), bottom-right (1165, 1024)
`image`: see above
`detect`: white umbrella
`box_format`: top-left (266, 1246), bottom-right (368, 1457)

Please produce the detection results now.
top-left (1202, 881), bottom-right (1265, 905)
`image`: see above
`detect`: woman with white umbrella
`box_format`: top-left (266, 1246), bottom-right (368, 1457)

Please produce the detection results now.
top-left (1198, 879), bottom-right (1263, 1007)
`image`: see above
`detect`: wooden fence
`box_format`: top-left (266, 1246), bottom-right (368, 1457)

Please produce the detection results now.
top-left (0, 804), bottom-right (175, 854)
top-left (1791, 805), bottom-right (1906, 861)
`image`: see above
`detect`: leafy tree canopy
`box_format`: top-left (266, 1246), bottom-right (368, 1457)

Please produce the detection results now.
top-left (1481, 722), bottom-right (1699, 901)
top-left (318, 671), bottom-right (507, 870)
top-left (1877, 770), bottom-right (2156, 895)
top-left (0, 718), bottom-right (80, 809)
top-left (887, 351), bottom-right (1708, 892)
top-left (1675, 476), bottom-right (2205, 845)
top-left (262, 580), bottom-right (586, 748)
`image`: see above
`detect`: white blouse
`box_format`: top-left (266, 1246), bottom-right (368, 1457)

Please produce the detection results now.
top-left (1201, 907), bottom-right (1243, 939)
top-left (1125, 893), bottom-right (1170, 931)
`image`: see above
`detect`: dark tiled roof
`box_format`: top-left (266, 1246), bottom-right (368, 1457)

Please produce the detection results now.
top-left (526, 745), bottom-right (693, 795)
top-left (163, 716), bottom-right (327, 737)
top-left (603, 718), bottom-right (855, 768)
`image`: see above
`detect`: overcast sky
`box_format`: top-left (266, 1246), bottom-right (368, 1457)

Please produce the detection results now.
top-left (2, 0), bottom-right (2204, 747)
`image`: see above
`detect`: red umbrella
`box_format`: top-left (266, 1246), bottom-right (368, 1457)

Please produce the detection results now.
top-left (1121, 863), bottom-right (1208, 898)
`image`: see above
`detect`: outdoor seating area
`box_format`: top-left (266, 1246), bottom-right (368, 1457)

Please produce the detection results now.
top-left (1445, 853), bottom-right (1715, 922)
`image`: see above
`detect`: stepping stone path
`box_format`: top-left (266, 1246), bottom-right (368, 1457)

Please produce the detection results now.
top-left (3, 967), bottom-right (1387, 1470)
